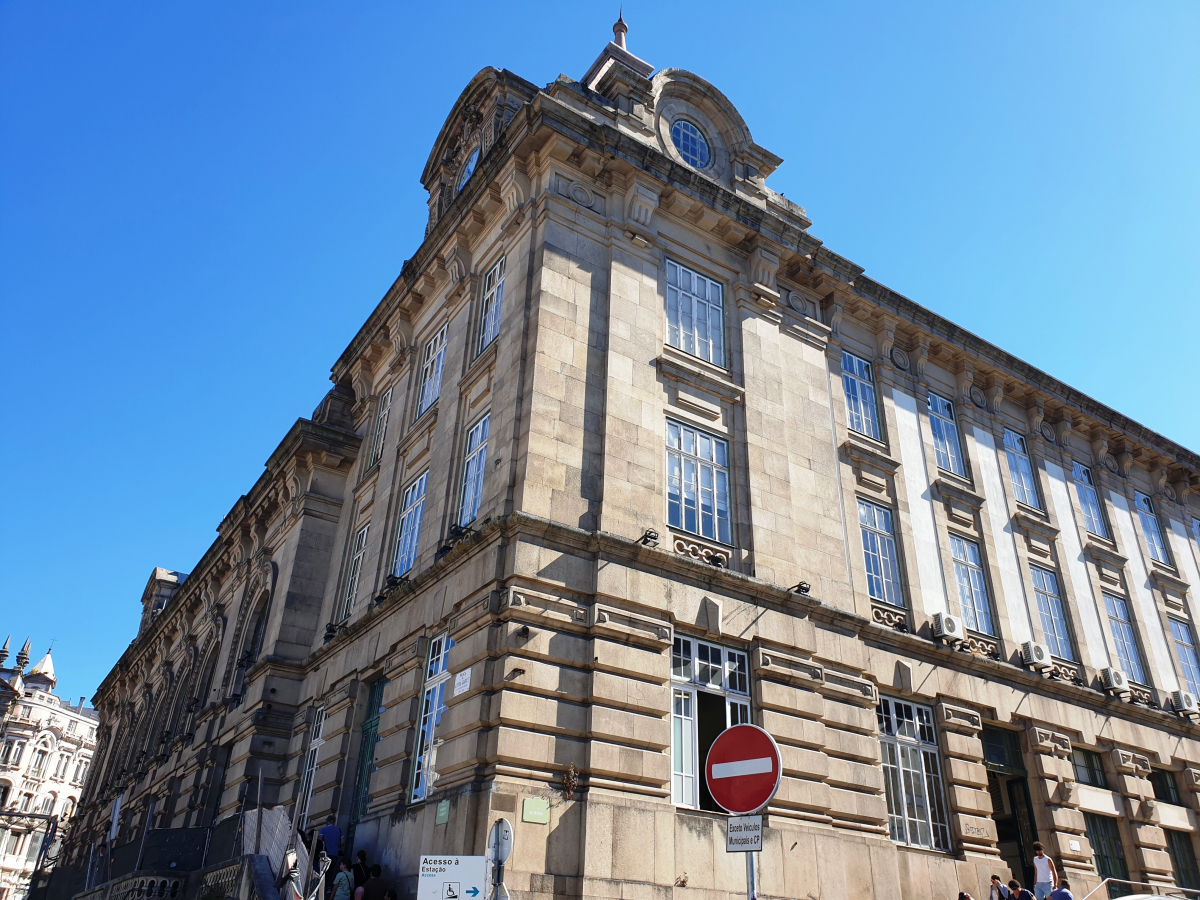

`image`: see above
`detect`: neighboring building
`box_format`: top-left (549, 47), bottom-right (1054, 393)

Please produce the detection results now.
top-left (0, 640), bottom-right (97, 900)
top-left (63, 18), bottom-right (1200, 900)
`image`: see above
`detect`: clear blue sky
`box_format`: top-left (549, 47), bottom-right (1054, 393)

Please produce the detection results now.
top-left (3, 2), bottom-right (1198, 702)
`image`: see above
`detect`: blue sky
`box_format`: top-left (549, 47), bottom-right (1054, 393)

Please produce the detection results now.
top-left (3, 2), bottom-right (1198, 702)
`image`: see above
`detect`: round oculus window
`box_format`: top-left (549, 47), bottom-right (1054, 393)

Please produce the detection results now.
top-left (670, 119), bottom-right (710, 169)
top-left (456, 147), bottom-right (480, 192)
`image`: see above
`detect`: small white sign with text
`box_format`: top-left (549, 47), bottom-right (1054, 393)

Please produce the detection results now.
top-left (453, 669), bottom-right (471, 697)
top-left (726, 815), bottom-right (762, 852)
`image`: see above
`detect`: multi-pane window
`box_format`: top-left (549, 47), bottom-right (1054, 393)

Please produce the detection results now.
top-left (477, 258), bottom-right (505, 354)
top-left (665, 260), bottom-right (724, 366)
top-left (1003, 429), bottom-right (1040, 508)
top-left (1166, 829), bottom-right (1200, 891)
top-left (1171, 619), bottom-right (1200, 696)
top-left (66, 721), bottom-right (75, 735)
top-left (369, 388), bottom-right (392, 467)
top-left (1134, 492), bottom-right (1170, 565)
top-left (876, 697), bottom-right (951, 852)
top-left (1103, 593), bottom-right (1147, 685)
top-left (1192, 517), bottom-right (1200, 556)
top-left (1150, 769), bottom-right (1181, 805)
top-left (297, 707), bottom-right (326, 828)
top-left (671, 637), bottom-right (750, 811)
top-left (1031, 566), bottom-right (1073, 660)
top-left (30, 750), bottom-right (46, 778)
top-left (841, 352), bottom-right (880, 440)
top-left (1084, 813), bottom-right (1130, 898)
top-left (72, 759), bottom-right (88, 784)
top-left (1072, 463), bottom-right (1108, 538)
top-left (417, 326), bottom-right (448, 418)
top-left (928, 393), bottom-right (965, 477)
top-left (666, 420), bottom-right (731, 545)
top-left (392, 471), bottom-right (428, 577)
top-left (412, 634), bottom-right (455, 802)
top-left (458, 413), bottom-right (490, 526)
top-left (859, 500), bottom-right (903, 607)
top-left (340, 523), bottom-right (370, 621)
top-left (670, 119), bottom-right (710, 169)
top-left (950, 535), bottom-right (993, 635)
top-left (1070, 748), bottom-right (1108, 788)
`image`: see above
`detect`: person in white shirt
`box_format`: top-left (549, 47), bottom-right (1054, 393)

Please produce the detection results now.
top-left (1031, 842), bottom-right (1058, 900)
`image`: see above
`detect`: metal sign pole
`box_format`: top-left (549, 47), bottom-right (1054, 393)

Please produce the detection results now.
top-left (745, 850), bottom-right (756, 900)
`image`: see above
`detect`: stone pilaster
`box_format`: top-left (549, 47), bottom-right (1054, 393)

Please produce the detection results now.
top-left (936, 703), bottom-right (998, 855)
top-left (1111, 748), bottom-right (1173, 887)
top-left (1027, 727), bottom-right (1092, 880)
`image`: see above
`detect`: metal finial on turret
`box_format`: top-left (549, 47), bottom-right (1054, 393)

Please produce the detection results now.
top-left (15, 637), bottom-right (31, 672)
top-left (0, 636), bottom-right (9, 667)
top-left (613, 8), bottom-right (628, 50)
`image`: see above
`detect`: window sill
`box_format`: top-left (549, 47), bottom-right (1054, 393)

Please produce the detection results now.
top-left (463, 338), bottom-right (499, 385)
top-left (396, 407), bottom-right (439, 462)
top-left (657, 346), bottom-right (743, 402)
top-left (870, 600), bottom-right (909, 633)
top-left (1149, 558), bottom-right (1181, 579)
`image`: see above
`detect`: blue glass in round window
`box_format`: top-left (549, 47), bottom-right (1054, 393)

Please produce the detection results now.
top-left (456, 147), bottom-right (480, 192)
top-left (670, 119), bottom-right (710, 168)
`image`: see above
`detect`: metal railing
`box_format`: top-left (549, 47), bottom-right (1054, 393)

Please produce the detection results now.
top-left (1081, 878), bottom-right (1200, 900)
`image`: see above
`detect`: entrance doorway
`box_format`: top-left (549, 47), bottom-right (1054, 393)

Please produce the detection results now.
top-left (982, 727), bottom-right (1037, 888)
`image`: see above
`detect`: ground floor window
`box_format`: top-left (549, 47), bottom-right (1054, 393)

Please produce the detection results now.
top-left (877, 697), bottom-right (950, 851)
top-left (1166, 829), bottom-right (1200, 890)
top-left (1084, 813), bottom-right (1130, 898)
top-left (412, 634), bottom-right (455, 802)
top-left (670, 636), bottom-right (749, 811)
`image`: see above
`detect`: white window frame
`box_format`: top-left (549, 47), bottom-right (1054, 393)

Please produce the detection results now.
top-left (411, 633), bottom-right (455, 802)
top-left (1072, 462), bottom-right (1109, 538)
top-left (477, 258), bottom-right (505, 355)
top-left (666, 420), bottom-right (731, 545)
top-left (1103, 593), bottom-right (1147, 685)
top-left (1003, 429), bottom-right (1040, 508)
top-left (670, 636), bottom-right (750, 809)
top-left (665, 259), bottom-right (725, 367)
top-left (297, 706), bottom-right (326, 828)
top-left (1135, 491), bottom-right (1171, 565)
top-left (859, 499), bottom-right (904, 607)
top-left (392, 471), bottom-right (429, 577)
top-left (458, 413), bottom-right (490, 526)
top-left (1192, 517), bottom-right (1200, 556)
top-left (339, 523), bottom-right (370, 621)
top-left (1170, 618), bottom-right (1200, 696)
top-left (950, 535), bottom-right (994, 635)
top-left (840, 351), bottom-right (880, 440)
top-left (877, 697), bottom-right (951, 851)
top-left (927, 392), bottom-right (965, 477)
top-left (417, 325), bottom-right (448, 419)
top-left (368, 388), bottom-right (392, 467)
top-left (1031, 565), bottom-right (1074, 660)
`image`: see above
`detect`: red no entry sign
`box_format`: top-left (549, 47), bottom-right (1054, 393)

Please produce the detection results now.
top-left (705, 724), bottom-right (782, 815)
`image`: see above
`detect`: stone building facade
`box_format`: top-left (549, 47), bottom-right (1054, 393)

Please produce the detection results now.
top-left (0, 642), bottom-right (97, 900)
top-left (65, 21), bottom-right (1200, 900)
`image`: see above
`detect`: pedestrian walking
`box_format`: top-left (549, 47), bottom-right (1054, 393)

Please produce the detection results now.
top-left (353, 851), bottom-right (370, 891)
top-left (1032, 843), bottom-right (1058, 900)
top-left (362, 865), bottom-right (387, 900)
top-left (331, 862), bottom-right (353, 900)
top-left (1049, 880), bottom-right (1073, 900)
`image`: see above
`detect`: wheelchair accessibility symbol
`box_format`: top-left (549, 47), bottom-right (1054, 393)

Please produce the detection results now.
top-left (443, 885), bottom-right (459, 900)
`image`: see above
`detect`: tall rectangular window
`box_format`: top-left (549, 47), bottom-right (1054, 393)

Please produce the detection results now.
top-left (841, 352), bottom-right (880, 440)
top-left (297, 706), bottom-right (326, 828)
top-left (1003, 429), bottom-right (1040, 508)
top-left (859, 500), bottom-right (903, 607)
top-left (876, 697), bottom-right (950, 852)
top-left (670, 636), bottom-right (750, 810)
top-left (666, 420), bottom-right (731, 544)
top-left (1166, 829), bottom-right (1200, 890)
top-left (417, 326), bottom-right (448, 418)
top-left (369, 388), bottom-right (392, 467)
top-left (1031, 566), bottom-right (1073, 660)
top-left (950, 535), bottom-right (994, 635)
top-left (928, 393), bottom-right (965, 477)
top-left (1072, 463), bottom-right (1108, 538)
top-left (1070, 748), bottom-right (1108, 788)
top-left (1135, 491), bottom-right (1170, 564)
top-left (392, 471), bottom-right (428, 577)
top-left (1170, 618), bottom-right (1200, 696)
top-left (1149, 769), bottom-right (1181, 805)
top-left (458, 414), bottom-right (490, 526)
top-left (1084, 813), bottom-right (1130, 898)
top-left (1192, 517), bottom-right (1200, 555)
top-left (1103, 593), bottom-right (1147, 684)
top-left (477, 258), bottom-right (505, 354)
top-left (665, 259), bottom-right (724, 366)
top-left (412, 634), bottom-right (455, 802)
top-left (340, 523), bottom-right (370, 620)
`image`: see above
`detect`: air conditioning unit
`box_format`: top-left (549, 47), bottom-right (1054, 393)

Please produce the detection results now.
top-left (1173, 690), bottom-right (1199, 716)
top-left (933, 612), bottom-right (964, 644)
top-left (1100, 667), bottom-right (1130, 695)
top-left (1021, 641), bottom-right (1052, 671)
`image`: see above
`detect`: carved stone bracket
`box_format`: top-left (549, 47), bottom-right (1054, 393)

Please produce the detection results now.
top-left (1111, 748), bottom-right (1151, 776)
top-left (871, 601), bottom-right (908, 633)
top-left (1047, 657), bottom-right (1084, 685)
top-left (671, 534), bottom-right (730, 568)
top-left (963, 630), bottom-right (1001, 660)
top-left (936, 702), bottom-right (982, 734)
top-left (1030, 726), bottom-right (1072, 757)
